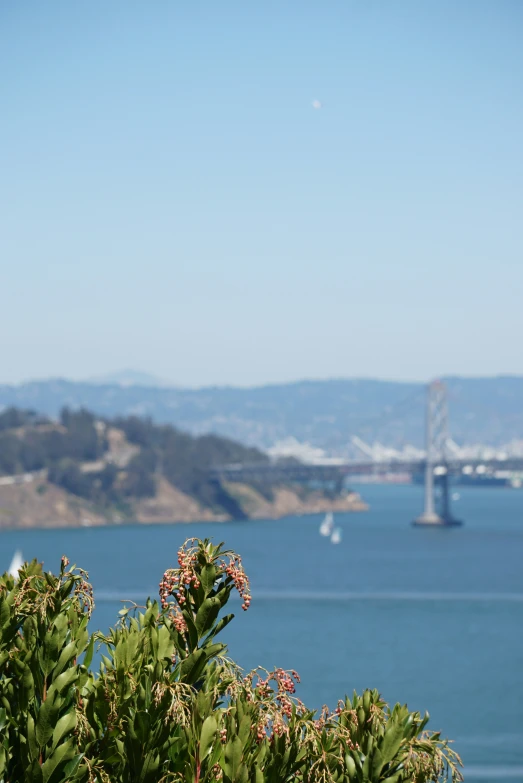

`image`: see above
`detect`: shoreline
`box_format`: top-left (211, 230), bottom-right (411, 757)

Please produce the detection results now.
top-left (0, 489), bottom-right (368, 532)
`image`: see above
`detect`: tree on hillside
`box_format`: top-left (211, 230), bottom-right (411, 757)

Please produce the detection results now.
top-left (60, 407), bottom-right (106, 460)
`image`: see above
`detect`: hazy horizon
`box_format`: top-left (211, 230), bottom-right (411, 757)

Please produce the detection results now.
top-left (3, 368), bottom-right (523, 391)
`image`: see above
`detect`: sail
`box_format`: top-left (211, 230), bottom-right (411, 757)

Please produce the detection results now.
top-left (330, 527), bottom-right (342, 545)
top-left (319, 512), bottom-right (334, 536)
top-left (8, 550), bottom-right (24, 578)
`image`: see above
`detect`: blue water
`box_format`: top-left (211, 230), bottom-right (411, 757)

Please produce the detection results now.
top-left (1, 484), bottom-right (522, 781)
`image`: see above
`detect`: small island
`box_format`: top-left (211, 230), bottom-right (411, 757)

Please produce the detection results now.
top-left (0, 407), bottom-right (367, 529)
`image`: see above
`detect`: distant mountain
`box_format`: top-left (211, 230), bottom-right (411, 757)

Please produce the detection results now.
top-left (1, 376), bottom-right (523, 451)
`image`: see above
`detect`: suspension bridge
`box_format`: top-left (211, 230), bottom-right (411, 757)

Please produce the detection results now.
top-left (209, 380), bottom-right (523, 526)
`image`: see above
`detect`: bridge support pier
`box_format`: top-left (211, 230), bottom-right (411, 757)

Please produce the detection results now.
top-left (413, 381), bottom-right (462, 527)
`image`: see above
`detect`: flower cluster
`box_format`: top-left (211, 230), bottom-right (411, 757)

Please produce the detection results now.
top-left (368, 701), bottom-right (387, 732)
top-left (272, 715), bottom-right (287, 738)
top-left (156, 538), bottom-right (255, 661)
top-left (172, 613), bottom-right (187, 635)
top-left (160, 540), bottom-right (252, 615)
top-left (14, 562), bottom-right (94, 618)
top-left (267, 668), bottom-right (298, 717)
top-left (241, 667), bottom-right (305, 733)
top-left (223, 558), bottom-right (251, 610)
top-left (158, 568), bottom-right (189, 640)
top-left (276, 668), bottom-right (299, 694)
top-left (314, 704), bottom-right (331, 731)
top-left (159, 570), bottom-right (178, 610)
top-left (75, 576), bottom-right (95, 617)
top-left (152, 680), bottom-right (193, 727)
top-left (159, 547), bottom-right (200, 610)
top-left (251, 718), bottom-right (268, 743)
top-left (247, 667), bottom-right (300, 699)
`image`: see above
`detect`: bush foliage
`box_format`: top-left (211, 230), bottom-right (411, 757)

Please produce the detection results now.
top-left (0, 539), bottom-right (462, 783)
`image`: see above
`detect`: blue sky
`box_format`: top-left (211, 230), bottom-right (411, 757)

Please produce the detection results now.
top-left (1, 1), bottom-right (522, 387)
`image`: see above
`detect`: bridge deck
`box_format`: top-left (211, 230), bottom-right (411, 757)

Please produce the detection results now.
top-left (209, 457), bottom-right (523, 484)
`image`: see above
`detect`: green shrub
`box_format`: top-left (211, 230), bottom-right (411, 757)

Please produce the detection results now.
top-left (0, 539), bottom-right (462, 782)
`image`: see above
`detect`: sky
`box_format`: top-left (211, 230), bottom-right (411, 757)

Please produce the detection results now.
top-left (1, 1), bottom-right (523, 387)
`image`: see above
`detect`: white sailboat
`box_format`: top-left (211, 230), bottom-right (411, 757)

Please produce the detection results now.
top-left (319, 512), bottom-right (334, 536)
top-left (8, 550), bottom-right (24, 578)
top-left (330, 527), bottom-right (342, 545)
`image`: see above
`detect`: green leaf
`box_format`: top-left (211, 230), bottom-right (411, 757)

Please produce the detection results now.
top-left (42, 615), bottom-right (69, 674)
top-left (141, 749), bottom-right (161, 783)
top-left (378, 719), bottom-right (405, 771)
top-left (224, 736), bottom-right (243, 782)
top-left (216, 584), bottom-right (233, 607)
top-left (362, 751), bottom-right (371, 780)
top-left (28, 759), bottom-right (44, 783)
top-left (41, 737), bottom-right (75, 782)
top-left (238, 715), bottom-right (251, 744)
top-left (200, 564), bottom-right (217, 596)
top-left (196, 690), bottom-right (211, 718)
top-left (345, 754), bottom-right (356, 779)
top-left (44, 572), bottom-right (56, 587)
top-left (402, 714), bottom-right (414, 736)
top-left (199, 715), bottom-right (218, 760)
top-left (83, 635), bottom-right (95, 669)
top-left (202, 642), bottom-right (226, 661)
top-left (51, 667), bottom-right (79, 695)
top-left (63, 753), bottom-right (84, 777)
top-left (182, 610), bottom-right (199, 651)
top-left (53, 641), bottom-right (78, 678)
top-left (0, 597), bottom-right (10, 631)
top-left (371, 748), bottom-right (384, 780)
top-left (180, 648), bottom-right (207, 683)
top-left (59, 577), bottom-right (75, 600)
top-left (52, 710), bottom-right (76, 750)
top-left (157, 624), bottom-right (175, 660)
top-left (135, 710), bottom-right (151, 745)
top-left (203, 613), bottom-right (234, 644)
top-left (114, 637), bottom-right (128, 673)
top-left (195, 596), bottom-right (221, 637)
top-left (27, 713), bottom-right (39, 761)
top-left (36, 696), bottom-right (60, 747)
top-left (238, 764), bottom-right (248, 783)
top-left (22, 663), bottom-right (35, 697)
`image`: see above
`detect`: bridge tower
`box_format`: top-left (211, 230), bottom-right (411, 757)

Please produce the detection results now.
top-left (413, 380), bottom-right (462, 527)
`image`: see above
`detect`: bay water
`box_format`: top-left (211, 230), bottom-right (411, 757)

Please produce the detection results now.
top-left (1, 484), bottom-right (522, 781)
